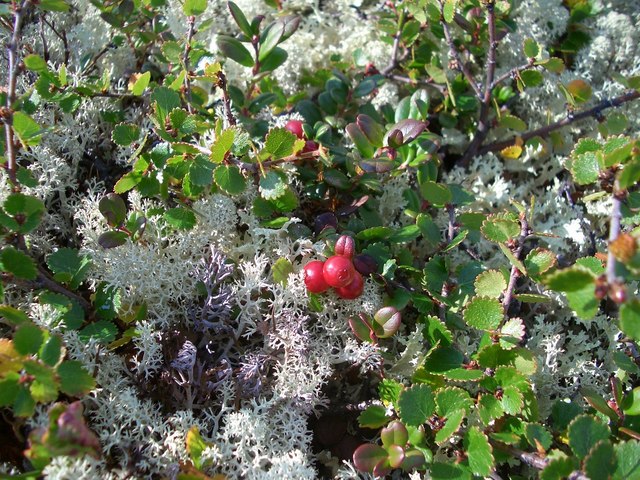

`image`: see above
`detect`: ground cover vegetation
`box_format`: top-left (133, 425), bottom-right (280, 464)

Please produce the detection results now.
top-left (1, 0), bottom-right (640, 478)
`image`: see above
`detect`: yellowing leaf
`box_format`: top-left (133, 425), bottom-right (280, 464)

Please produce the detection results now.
top-left (500, 145), bottom-right (523, 159)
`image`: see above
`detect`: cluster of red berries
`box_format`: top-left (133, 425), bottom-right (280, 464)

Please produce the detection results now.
top-left (284, 119), bottom-right (319, 154)
top-left (303, 235), bottom-right (364, 299)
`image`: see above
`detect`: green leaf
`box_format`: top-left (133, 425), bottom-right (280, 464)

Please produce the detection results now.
top-left (435, 409), bottom-right (465, 444)
top-left (186, 426), bottom-right (209, 470)
top-left (567, 414), bottom-right (610, 460)
top-left (479, 394), bottom-right (504, 425)
top-left (436, 387), bottom-right (472, 415)
top-left (79, 320), bottom-right (118, 344)
top-left (357, 226), bottom-right (393, 241)
top-left (98, 230), bottom-right (128, 249)
top-left (464, 427), bottom-right (494, 477)
top-left (420, 181), bottom-right (451, 207)
top-left (214, 164), bottom-right (246, 195)
top-left (40, 335), bottom-right (62, 367)
top-left (0, 373), bottom-right (20, 407)
top-left (525, 423), bottom-right (552, 451)
top-left (24, 54), bottom-right (48, 72)
top-left (619, 159), bottom-right (640, 190)
top-left (613, 351), bottom-right (640, 376)
top-left (537, 57), bottom-right (565, 73)
top-left (474, 270), bottom-right (507, 298)
top-left (99, 193), bottom-right (127, 227)
top-left (114, 170), bottom-right (143, 194)
top-left (571, 151), bottom-right (601, 185)
top-left (620, 300), bottom-right (640, 342)
top-left (259, 22), bottom-right (284, 62)
top-left (523, 38), bottom-right (540, 58)
top-left (520, 70), bottom-right (544, 87)
top-left (188, 156), bottom-right (215, 186)
top-left (358, 405), bottom-right (389, 429)
top-left (13, 111), bottom-right (42, 147)
top-left (265, 127), bottom-right (297, 159)
top-left (164, 207), bottom-right (197, 230)
top-left (1, 246), bottom-right (37, 280)
top-left (13, 387), bottom-right (35, 417)
top-left (0, 193), bottom-right (45, 233)
top-left (38, 0), bottom-right (70, 11)
top-left (57, 360), bottom-right (96, 396)
top-left (544, 265), bottom-right (595, 292)
top-left (228, 1), bottom-right (253, 37)
top-left (272, 257), bottom-right (293, 286)
top-left (46, 248), bottom-right (91, 289)
top-left (481, 213), bottom-right (520, 243)
top-left (540, 457), bottom-right (577, 480)
top-left (398, 384), bottom-right (435, 426)
top-left (424, 346), bottom-right (463, 373)
top-left (464, 296), bottom-right (503, 331)
top-left (217, 35), bottom-right (254, 67)
top-left (430, 462), bottom-right (471, 480)
top-left (13, 323), bottom-right (44, 355)
top-left (183, 0), bottom-right (207, 16)
top-left (130, 71), bottom-right (151, 95)
top-left (259, 170), bottom-right (288, 200)
top-left (499, 317), bottom-right (525, 349)
top-left (585, 440), bottom-right (616, 480)
top-left (499, 114), bottom-right (527, 132)
top-left (39, 292), bottom-right (84, 330)
top-left (501, 385), bottom-right (524, 415)
top-left (389, 224), bottom-right (421, 244)
top-left (442, 0), bottom-right (457, 23)
top-left (0, 305), bottom-right (30, 326)
top-left (524, 248), bottom-right (557, 278)
top-left (25, 360), bottom-right (58, 402)
top-left (151, 86), bottom-right (181, 121)
top-left (566, 79), bottom-right (592, 104)
top-left (614, 441), bottom-right (640, 479)
top-left (210, 128), bottom-right (236, 163)
top-left (93, 282), bottom-right (121, 321)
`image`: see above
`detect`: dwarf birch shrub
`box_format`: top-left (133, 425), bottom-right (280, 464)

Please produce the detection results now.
top-left (1, 0), bottom-right (640, 479)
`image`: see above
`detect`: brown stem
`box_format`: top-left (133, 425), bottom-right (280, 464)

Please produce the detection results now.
top-left (381, 8), bottom-right (406, 75)
top-left (461, 1), bottom-right (497, 165)
top-left (216, 71), bottom-right (237, 127)
top-left (491, 441), bottom-right (549, 470)
top-left (3, 0), bottom-right (32, 191)
top-left (479, 89), bottom-right (640, 155)
top-left (501, 213), bottom-right (529, 320)
top-left (183, 15), bottom-right (196, 114)
top-left (385, 73), bottom-right (447, 95)
top-left (442, 12), bottom-right (482, 99)
top-left (491, 60), bottom-right (536, 90)
top-left (41, 14), bottom-right (70, 65)
top-left (36, 265), bottom-right (92, 313)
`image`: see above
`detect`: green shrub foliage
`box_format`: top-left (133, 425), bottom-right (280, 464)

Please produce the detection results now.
top-left (1, 0), bottom-right (640, 478)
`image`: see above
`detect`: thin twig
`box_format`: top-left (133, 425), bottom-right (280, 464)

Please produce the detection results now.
top-left (216, 71), bottom-right (237, 127)
top-left (501, 213), bottom-right (529, 320)
top-left (491, 60), bottom-right (536, 90)
top-left (461, 1), bottom-right (496, 164)
top-left (446, 204), bottom-right (456, 242)
top-left (441, 12), bottom-right (482, 99)
top-left (478, 89), bottom-right (640, 156)
top-left (491, 441), bottom-right (549, 470)
top-left (3, 0), bottom-right (32, 190)
top-left (41, 14), bottom-right (70, 65)
top-left (381, 8), bottom-right (406, 75)
top-left (386, 73), bottom-right (447, 95)
top-left (36, 265), bottom-right (92, 313)
top-left (183, 15), bottom-right (196, 114)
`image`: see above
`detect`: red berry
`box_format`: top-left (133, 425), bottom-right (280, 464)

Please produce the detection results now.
top-left (323, 255), bottom-right (356, 288)
top-left (335, 235), bottom-right (355, 259)
top-left (336, 272), bottom-right (364, 299)
top-left (304, 260), bottom-right (330, 293)
top-left (285, 120), bottom-right (305, 139)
